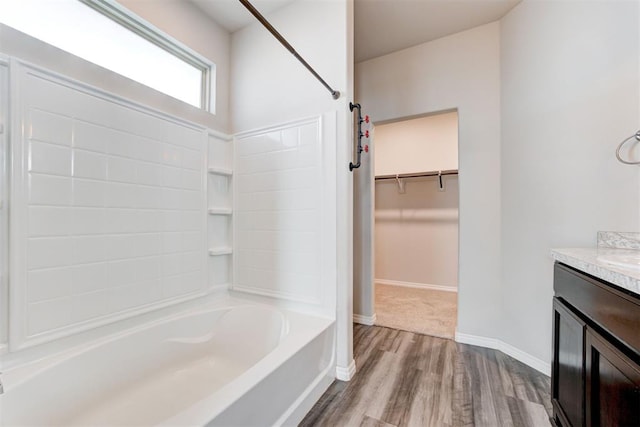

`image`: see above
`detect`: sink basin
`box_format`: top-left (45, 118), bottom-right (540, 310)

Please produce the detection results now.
top-left (597, 254), bottom-right (640, 271)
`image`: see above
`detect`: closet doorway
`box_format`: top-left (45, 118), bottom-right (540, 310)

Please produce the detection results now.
top-left (372, 110), bottom-right (459, 339)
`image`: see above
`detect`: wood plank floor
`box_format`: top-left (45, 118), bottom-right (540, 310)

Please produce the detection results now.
top-left (300, 325), bottom-right (552, 427)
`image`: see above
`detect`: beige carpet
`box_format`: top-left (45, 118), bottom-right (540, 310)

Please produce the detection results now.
top-left (375, 283), bottom-right (457, 339)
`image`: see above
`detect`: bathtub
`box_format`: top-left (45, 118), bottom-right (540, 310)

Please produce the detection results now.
top-left (0, 296), bottom-right (336, 426)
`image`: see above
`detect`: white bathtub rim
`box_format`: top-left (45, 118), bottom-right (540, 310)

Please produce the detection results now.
top-left (159, 311), bottom-right (334, 426)
top-left (0, 292), bottom-right (230, 371)
top-left (228, 288), bottom-right (333, 319)
top-left (2, 307), bottom-right (233, 391)
top-left (2, 296), bottom-right (284, 392)
top-left (2, 296), bottom-right (335, 427)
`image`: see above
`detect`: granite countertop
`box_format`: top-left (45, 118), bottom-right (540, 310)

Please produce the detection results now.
top-left (551, 232), bottom-right (640, 296)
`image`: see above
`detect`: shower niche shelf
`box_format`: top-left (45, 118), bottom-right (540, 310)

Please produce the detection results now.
top-left (209, 247), bottom-right (233, 256)
top-left (208, 167), bottom-right (233, 176)
top-left (207, 133), bottom-right (234, 291)
top-left (208, 208), bottom-right (232, 215)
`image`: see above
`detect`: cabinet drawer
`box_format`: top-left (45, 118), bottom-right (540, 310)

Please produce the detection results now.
top-left (554, 263), bottom-right (640, 358)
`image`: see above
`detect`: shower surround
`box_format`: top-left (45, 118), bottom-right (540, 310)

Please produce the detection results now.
top-left (0, 0), bottom-right (353, 421)
top-left (0, 38), bottom-right (340, 425)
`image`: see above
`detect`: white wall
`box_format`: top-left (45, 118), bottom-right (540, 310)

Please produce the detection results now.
top-left (116, 0), bottom-right (231, 133)
top-left (356, 22), bottom-right (501, 339)
top-left (500, 0), bottom-right (640, 365)
top-left (374, 111), bottom-right (458, 175)
top-left (353, 121), bottom-right (375, 321)
top-left (231, 0), bottom-right (354, 375)
top-left (375, 177), bottom-right (459, 289)
top-left (0, 58), bottom-right (7, 352)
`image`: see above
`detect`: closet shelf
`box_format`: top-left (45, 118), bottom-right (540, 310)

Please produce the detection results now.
top-left (209, 247), bottom-right (233, 256)
top-left (208, 208), bottom-right (233, 215)
top-left (375, 169), bottom-right (458, 180)
top-left (208, 167), bottom-right (233, 176)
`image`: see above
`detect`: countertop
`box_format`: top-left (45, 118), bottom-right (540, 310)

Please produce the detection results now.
top-left (551, 247), bottom-right (640, 295)
top-left (552, 231), bottom-right (640, 296)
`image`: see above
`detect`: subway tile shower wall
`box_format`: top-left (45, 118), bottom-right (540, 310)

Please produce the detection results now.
top-left (234, 118), bottom-right (323, 304)
top-left (10, 65), bottom-right (208, 349)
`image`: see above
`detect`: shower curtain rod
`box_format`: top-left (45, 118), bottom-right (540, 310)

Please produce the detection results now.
top-left (238, 0), bottom-right (340, 100)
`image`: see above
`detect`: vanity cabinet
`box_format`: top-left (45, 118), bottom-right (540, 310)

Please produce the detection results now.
top-left (552, 298), bottom-right (585, 427)
top-left (552, 262), bottom-right (640, 427)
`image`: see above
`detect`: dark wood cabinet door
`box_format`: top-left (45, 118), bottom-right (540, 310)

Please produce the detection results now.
top-left (552, 298), bottom-right (586, 427)
top-left (586, 327), bottom-right (640, 427)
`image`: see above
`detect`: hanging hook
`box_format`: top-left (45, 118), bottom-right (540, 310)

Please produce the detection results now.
top-left (396, 174), bottom-right (406, 194)
top-left (438, 170), bottom-right (445, 192)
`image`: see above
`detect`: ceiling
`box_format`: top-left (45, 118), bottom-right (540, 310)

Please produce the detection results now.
top-left (354, 0), bottom-right (520, 61)
top-left (190, 0), bottom-right (293, 33)
top-left (191, 0), bottom-right (521, 62)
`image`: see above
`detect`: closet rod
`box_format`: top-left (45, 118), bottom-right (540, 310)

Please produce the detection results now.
top-left (375, 169), bottom-right (458, 181)
top-left (238, 0), bottom-right (340, 100)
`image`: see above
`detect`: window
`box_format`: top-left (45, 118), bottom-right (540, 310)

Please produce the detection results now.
top-left (0, 0), bottom-right (213, 110)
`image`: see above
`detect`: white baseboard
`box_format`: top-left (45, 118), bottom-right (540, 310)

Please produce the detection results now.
top-left (455, 331), bottom-right (551, 376)
top-left (335, 359), bottom-right (356, 381)
top-left (376, 278), bottom-right (457, 293)
top-left (353, 313), bottom-right (377, 326)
